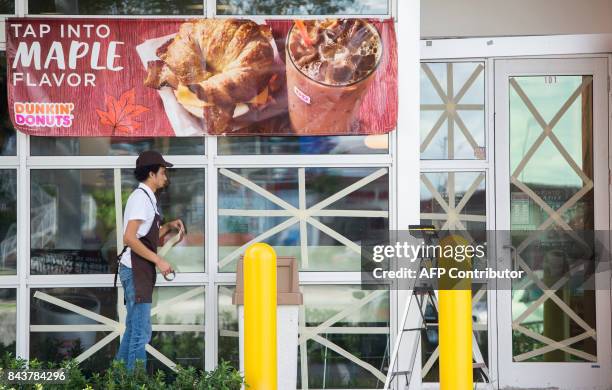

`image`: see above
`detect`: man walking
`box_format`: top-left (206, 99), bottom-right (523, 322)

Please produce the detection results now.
top-left (114, 150), bottom-right (185, 371)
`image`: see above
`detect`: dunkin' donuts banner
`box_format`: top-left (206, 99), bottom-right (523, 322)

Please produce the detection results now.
top-left (6, 18), bottom-right (397, 137)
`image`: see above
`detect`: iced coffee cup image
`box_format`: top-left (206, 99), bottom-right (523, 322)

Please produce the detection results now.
top-left (286, 19), bottom-right (382, 134)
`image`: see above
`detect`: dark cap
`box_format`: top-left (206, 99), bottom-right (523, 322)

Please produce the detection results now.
top-left (136, 151), bottom-right (174, 168)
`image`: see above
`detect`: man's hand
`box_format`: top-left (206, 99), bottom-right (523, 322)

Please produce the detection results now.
top-left (156, 257), bottom-right (173, 276)
top-left (164, 219), bottom-right (186, 242)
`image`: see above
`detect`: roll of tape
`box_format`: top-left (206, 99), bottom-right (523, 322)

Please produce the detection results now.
top-left (159, 230), bottom-right (182, 281)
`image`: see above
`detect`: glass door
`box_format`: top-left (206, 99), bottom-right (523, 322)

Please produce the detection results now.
top-left (494, 58), bottom-right (612, 389)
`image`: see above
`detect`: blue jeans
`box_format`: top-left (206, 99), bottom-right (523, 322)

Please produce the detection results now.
top-left (115, 263), bottom-right (152, 371)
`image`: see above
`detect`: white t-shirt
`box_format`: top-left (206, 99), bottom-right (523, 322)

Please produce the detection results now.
top-left (120, 183), bottom-right (159, 268)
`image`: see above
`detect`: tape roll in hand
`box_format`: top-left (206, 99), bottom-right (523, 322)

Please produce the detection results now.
top-left (158, 229), bottom-right (183, 281)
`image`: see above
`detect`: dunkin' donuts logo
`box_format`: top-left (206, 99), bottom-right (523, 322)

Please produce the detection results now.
top-left (293, 86), bottom-right (311, 104)
top-left (14, 102), bottom-right (75, 127)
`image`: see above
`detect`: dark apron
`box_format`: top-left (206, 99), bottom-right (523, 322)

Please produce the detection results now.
top-left (114, 188), bottom-right (161, 304)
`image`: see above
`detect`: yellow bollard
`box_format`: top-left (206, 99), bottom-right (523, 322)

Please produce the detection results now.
top-left (438, 235), bottom-right (473, 390)
top-left (244, 243), bottom-right (278, 390)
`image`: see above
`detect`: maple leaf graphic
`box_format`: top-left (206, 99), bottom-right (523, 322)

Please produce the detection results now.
top-left (96, 89), bottom-right (150, 135)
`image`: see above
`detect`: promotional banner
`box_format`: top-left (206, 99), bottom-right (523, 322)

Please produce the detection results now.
top-left (6, 18), bottom-right (397, 137)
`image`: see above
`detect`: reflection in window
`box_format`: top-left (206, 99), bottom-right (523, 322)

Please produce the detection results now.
top-left (420, 171), bottom-right (486, 234)
top-left (509, 75), bottom-right (596, 362)
top-left (30, 287), bottom-right (118, 375)
top-left (0, 289), bottom-right (16, 356)
top-left (30, 286), bottom-right (205, 374)
top-left (420, 62), bottom-right (485, 160)
top-left (217, 0), bottom-right (388, 16)
top-left (218, 285), bottom-right (389, 389)
top-left (218, 167), bottom-right (389, 272)
top-left (31, 137), bottom-right (205, 156)
top-left (28, 0), bottom-right (203, 15)
top-left (148, 286), bottom-right (205, 373)
top-left (121, 168), bottom-right (206, 273)
top-left (0, 170), bottom-right (17, 275)
top-left (218, 135), bottom-right (388, 155)
top-left (0, 52), bottom-right (17, 156)
top-left (419, 171), bottom-right (489, 381)
top-left (0, 1), bottom-right (15, 13)
top-left (30, 170), bottom-right (117, 274)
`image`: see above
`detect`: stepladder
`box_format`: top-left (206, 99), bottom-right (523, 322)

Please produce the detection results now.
top-left (382, 226), bottom-right (492, 390)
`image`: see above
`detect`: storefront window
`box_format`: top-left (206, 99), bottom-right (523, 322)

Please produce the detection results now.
top-left (218, 135), bottom-right (388, 155)
top-left (420, 171), bottom-right (486, 232)
top-left (30, 287), bottom-right (119, 375)
top-left (30, 170), bottom-right (117, 275)
top-left (421, 62), bottom-right (486, 160)
top-left (28, 0), bottom-right (203, 15)
top-left (0, 1), bottom-right (15, 14)
top-left (0, 170), bottom-right (17, 275)
top-left (31, 137), bottom-right (205, 156)
top-left (218, 167), bottom-right (388, 272)
top-left (30, 286), bottom-right (204, 374)
top-left (148, 286), bottom-right (206, 372)
top-left (419, 170), bottom-right (488, 381)
top-left (121, 168), bottom-right (206, 273)
top-left (218, 285), bottom-right (389, 389)
top-left (216, 0), bottom-right (388, 16)
top-left (1, 52), bottom-right (17, 157)
top-left (0, 289), bottom-right (16, 356)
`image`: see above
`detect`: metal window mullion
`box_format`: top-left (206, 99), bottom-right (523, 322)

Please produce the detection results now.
top-left (205, 0), bottom-right (215, 18)
top-left (205, 135), bottom-right (217, 371)
top-left (387, 123), bottom-right (399, 379)
top-left (214, 154), bottom-right (392, 167)
top-left (26, 155), bottom-right (208, 169)
top-left (0, 275), bottom-right (18, 286)
top-left (23, 14), bottom-right (208, 19)
top-left (27, 273), bottom-right (209, 287)
top-left (0, 157), bottom-right (18, 166)
top-left (298, 272), bottom-right (364, 284)
top-left (16, 130), bottom-right (29, 360)
top-left (215, 13), bottom-right (392, 20)
top-left (17, 0), bottom-right (26, 16)
top-left (420, 160), bottom-right (489, 171)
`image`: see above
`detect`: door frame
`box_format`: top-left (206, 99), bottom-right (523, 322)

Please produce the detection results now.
top-left (493, 56), bottom-right (612, 389)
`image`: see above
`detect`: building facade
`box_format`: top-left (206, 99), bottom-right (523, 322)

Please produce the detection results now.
top-left (0, 1), bottom-right (611, 389)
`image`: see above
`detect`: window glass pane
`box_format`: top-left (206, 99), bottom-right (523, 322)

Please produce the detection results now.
top-left (420, 62), bottom-right (485, 160)
top-left (121, 168), bottom-right (206, 273)
top-left (31, 137), bottom-right (204, 156)
top-left (28, 0), bottom-right (203, 15)
top-left (0, 170), bottom-right (17, 275)
top-left (218, 135), bottom-right (388, 155)
top-left (216, 0), bottom-right (388, 15)
top-left (218, 167), bottom-right (389, 272)
top-left (30, 287), bottom-right (118, 375)
top-left (420, 171), bottom-right (486, 232)
top-left (30, 170), bottom-right (117, 274)
top-left (0, 289), bottom-right (16, 355)
top-left (1, 52), bottom-right (17, 156)
top-left (149, 286), bottom-right (205, 372)
top-left (509, 75), bottom-right (596, 362)
top-left (419, 171), bottom-right (489, 380)
top-left (218, 285), bottom-right (389, 389)
top-left (0, 0), bottom-right (15, 13)
top-left (30, 286), bottom-right (204, 374)
top-left (218, 286), bottom-right (239, 369)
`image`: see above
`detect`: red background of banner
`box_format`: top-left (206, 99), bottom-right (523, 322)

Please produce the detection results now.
top-left (6, 18), bottom-right (397, 137)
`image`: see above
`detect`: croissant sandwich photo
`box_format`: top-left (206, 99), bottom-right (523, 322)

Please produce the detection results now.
top-left (144, 19), bottom-right (280, 135)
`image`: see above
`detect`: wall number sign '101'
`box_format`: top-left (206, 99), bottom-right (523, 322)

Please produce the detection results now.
top-left (544, 76), bottom-right (558, 84)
